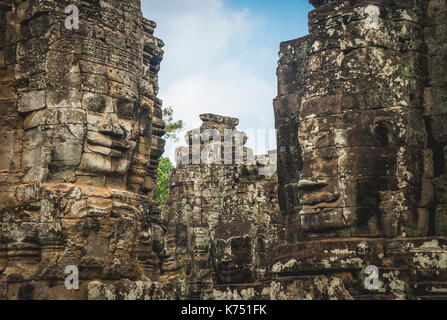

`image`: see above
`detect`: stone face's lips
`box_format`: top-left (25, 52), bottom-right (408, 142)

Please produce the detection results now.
top-left (217, 262), bottom-right (239, 271)
top-left (86, 131), bottom-right (133, 157)
top-left (111, 139), bottom-right (131, 151)
top-left (300, 210), bottom-right (349, 231)
top-left (301, 192), bottom-right (340, 206)
top-left (86, 144), bottom-right (124, 158)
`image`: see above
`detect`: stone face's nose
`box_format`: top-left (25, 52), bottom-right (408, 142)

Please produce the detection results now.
top-left (297, 179), bottom-right (328, 191)
top-left (98, 114), bottom-right (125, 138)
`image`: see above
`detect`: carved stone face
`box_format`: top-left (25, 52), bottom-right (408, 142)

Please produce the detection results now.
top-left (38, 25), bottom-right (155, 191)
top-left (78, 94), bottom-right (141, 185)
top-left (213, 222), bottom-right (254, 284)
top-left (298, 102), bottom-right (403, 237)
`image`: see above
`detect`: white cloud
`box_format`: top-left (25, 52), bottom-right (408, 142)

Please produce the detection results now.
top-left (142, 0), bottom-right (277, 160)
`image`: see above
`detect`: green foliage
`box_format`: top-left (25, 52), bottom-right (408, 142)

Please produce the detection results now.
top-left (154, 157), bottom-right (174, 209)
top-left (154, 107), bottom-right (183, 209)
top-left (163, 106), bottom-right (184, 142)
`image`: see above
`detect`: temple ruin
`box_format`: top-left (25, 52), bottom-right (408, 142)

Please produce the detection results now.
top-left (0, 0), bottom-right (446, 300)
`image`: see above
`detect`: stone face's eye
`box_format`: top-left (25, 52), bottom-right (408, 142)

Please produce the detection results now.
top-left (320, 147), bottom-right (338, 160)
top-left (85, 95), bottom-right (106, 113)
top-left (374, 120), bottom-right (395, 146)
top-left (139, 104), bottom-right (151, 136)
top-left (117, 98), bottom-right (139, 120)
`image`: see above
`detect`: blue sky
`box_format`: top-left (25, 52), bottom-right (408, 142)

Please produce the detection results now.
top-left (141, 0), bottom-right (313, 160)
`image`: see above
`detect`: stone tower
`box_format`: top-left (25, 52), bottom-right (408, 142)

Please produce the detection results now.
top-left (160, 114), bottom-right (281, 299)
top-left (273, 0), bottom-right (447, 299)
top-left (0, 0), bottom-right (166, 299)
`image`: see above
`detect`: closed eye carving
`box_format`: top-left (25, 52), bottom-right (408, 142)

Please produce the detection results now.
top-left (374, 120), bottom-right (395, 146)
top-left (117, 98), bottom-right (139, 120)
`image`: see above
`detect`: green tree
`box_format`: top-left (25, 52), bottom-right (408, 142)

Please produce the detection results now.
top-left (154, 106), bottom-right (184, 209)
top-left (163, 106), bottom-right (184, 142)
top-left (154, 156), bottom-right (174, 209)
